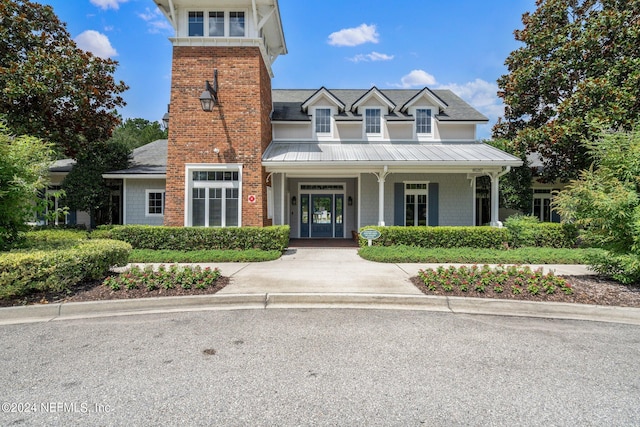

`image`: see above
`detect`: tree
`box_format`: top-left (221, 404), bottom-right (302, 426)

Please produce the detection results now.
top-left (494, 0), bottom-right (640, 182)
top-left (62, 140), bottom-right (131, 227)
top-left (0, 0), bottom-right (128, 158)
top-left (553, 129), bottom-right (640, 284)
top-left (109, 118), bottom-right (167, 150)
top-left (485, 138), bottom-right (533, 213)
top-left (0, 124), bottom-right (55, 249)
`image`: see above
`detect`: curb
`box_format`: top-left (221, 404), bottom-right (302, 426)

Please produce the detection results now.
top-left (1, 293), bottom-right (640, 326)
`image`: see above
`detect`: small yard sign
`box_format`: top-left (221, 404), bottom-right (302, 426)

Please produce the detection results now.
top-left (360, 228), bottom-right (381, 246)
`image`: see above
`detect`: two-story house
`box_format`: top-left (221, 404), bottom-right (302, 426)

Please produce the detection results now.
top-left (51, 0), bottom-right (523, 237)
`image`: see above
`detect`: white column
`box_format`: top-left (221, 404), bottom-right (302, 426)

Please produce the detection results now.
top-left (373, 166), bottom-right (389, 226)
top-left (489, 172), bottom-right (499, 227)
top-left (488, 167), bottom-right (511, 227)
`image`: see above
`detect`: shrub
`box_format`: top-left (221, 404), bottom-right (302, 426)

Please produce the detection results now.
top-left (0, 239), bottom-right (131, 299)
top-left (504, 214), bottom-right (578, 248)
top-left (358, 226), bottom-right (509, 249)
top-left (92, 225), bottom-right (290, 252)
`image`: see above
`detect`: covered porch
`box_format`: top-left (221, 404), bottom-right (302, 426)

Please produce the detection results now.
top-left (263, 141), bottom-right (523, 237)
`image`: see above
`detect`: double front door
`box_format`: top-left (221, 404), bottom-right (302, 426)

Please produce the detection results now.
top-left (300, 193), bottom-right (344, 238)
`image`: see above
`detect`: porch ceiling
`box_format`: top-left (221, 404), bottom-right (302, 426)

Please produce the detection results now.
top-left (262, 141), bottom-right (523, 169)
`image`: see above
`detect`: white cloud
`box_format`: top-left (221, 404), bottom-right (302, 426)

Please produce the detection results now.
top-left (90, 0), bottom-right (128, 10)
top-left (328, 23), bottom-right (379, 47)
top-left (349, 51), bottom-right (394, 63)
top-left (138, 7), bottom-right (174, 34)
top-left (397, 69), bottom-right (437, 88)
top-left (74, 30), bottom-right (117, 58)
top-left (437, 79), bottom-right (504, 120)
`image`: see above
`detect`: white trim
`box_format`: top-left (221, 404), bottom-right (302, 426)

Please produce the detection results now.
top-left (412, 107), bottom-right (434, 141)
top-left (402, 181), bottom-right (430, 227)
top-left (122, 180), bottom-right (127, 225)
top-left (145, 189), bottom-right (166, 217)
top-left (301, 88), bottom-right (345, 112)
top-left (363, 107), bottom-right (383, 139)
top-left (184, 163), bottom-right (243, 227)
top-left (102, 174), bottom-right (166, 179)
top-left (312, 106), bottom-right (335, 139)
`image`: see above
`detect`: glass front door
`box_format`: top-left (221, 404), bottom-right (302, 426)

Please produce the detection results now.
top-left (299, 193), bottom-right (344, 238)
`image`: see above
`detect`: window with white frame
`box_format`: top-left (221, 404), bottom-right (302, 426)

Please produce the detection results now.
top-left (208, 12), bottom-right (224, 36)
top-left (416, 108), bottom-right (432, 134)
top-left (532, 189), bottom-right (559, 222)
top-left (365, 108), bottom-right (381, 134)
top-left (229, 12), bottom-right (245, 37)
top-left (146, 190), bottom-right (165, 216)
top-left (405, 183), bottom-right (428, 226)
top-left (188, 12), bottom-right (204, 36)
top-left (315, 108), bottom-right (331, 134)
top-left (188, 11), bottom-right (246, 37)
top-left (188, 167), bottom-right (241, 227)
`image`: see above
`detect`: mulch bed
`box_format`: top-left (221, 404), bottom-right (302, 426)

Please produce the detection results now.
top-left (411, 275), bottom-right (640, 308)
top-left (0, 276), bottom-right (230, 307)
top-left (2, 274), bottom-right (640, 309)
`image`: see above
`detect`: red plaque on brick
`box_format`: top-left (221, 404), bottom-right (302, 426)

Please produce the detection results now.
top-left (248, 194), bottom-right (256, 203)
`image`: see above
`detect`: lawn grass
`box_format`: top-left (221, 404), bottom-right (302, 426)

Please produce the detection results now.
top-left (358, 245), bottom-right (604, 264)
top-left (129, 249), bottom-right (282, 263)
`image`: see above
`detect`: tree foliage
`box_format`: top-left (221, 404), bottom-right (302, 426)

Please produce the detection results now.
top-left (0, 0), bottom-right (128, 157)
top-left (494, 0), bottom-right (640, 181)
top-left (485, 139), bottom-right (533, 213)
top-left (62, 141), bottom-right (131, 227)
top-left (0, 124), bottom-right (55, 249)
top-left (553, 129), bottom-right (640, 283)
top-left (109, 118), bottom-right (167, 150)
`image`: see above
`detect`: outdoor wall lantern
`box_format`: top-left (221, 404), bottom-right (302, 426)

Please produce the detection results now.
top-left (199, 69), bottom-right (219, 112)
top-left (348, 196), bottom-right (353, 206)
top-left (291, 196), bottom-right (297, 206)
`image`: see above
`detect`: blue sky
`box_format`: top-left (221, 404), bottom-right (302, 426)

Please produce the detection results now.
top-left (38, 0), bottom-right (536, 139)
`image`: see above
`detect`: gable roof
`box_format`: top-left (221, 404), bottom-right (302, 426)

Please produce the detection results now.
top-left (301, 87), bottom-right (345, 112)
top-left (350, 86), bottom-right (396, 113)
top-left (272, 88), bottom-right (488, 122)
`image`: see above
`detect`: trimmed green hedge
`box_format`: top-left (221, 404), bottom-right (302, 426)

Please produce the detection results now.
top-left (0, 239), bottom-right (131, 299)
top-left (504, 215), bottom-right (578, 248)
top-left (358, 226), bottom-right (510, 249)
top-left (92, 225), bottom-right (290, 252)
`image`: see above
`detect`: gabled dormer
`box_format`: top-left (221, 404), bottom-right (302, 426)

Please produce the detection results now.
top-left (153, 0), bottom-right (287, 76)
top-left (400, 87), bottom-right (448, 140)
top-left (351, 87), bottom-right (396, 140)
top-left (301, 87), bottom-right (345, 139)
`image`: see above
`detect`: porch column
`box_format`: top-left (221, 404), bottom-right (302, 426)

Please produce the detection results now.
top-left (489, 172), bottom-right (499, 227)
top-left (373, 166), bottom-right (390, 226)
top-left (488, 167), bottom-right (511, 227)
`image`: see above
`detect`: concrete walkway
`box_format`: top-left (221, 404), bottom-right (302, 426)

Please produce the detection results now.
top-left (2, 248), bottom-right (639, 326)
top-left (212, 247), bottom-right (596, 294)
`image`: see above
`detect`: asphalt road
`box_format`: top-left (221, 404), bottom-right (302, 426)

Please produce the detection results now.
top-left (1, 309), bottom-right (639, 426)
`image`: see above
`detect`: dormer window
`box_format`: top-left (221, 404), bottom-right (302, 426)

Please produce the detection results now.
top-left (315, 108), bottom-right (331, 134)
top-left (416, 108), bottom-right (432, 134)
top-left (365, 108), bottom-right (381, 134)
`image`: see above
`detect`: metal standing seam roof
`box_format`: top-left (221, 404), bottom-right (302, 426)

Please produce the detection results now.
top-left (262, 141), bottom-right (523, 166)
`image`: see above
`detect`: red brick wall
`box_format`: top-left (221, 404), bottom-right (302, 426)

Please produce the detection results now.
top-left (165, 46), bottom-right (272, 227)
